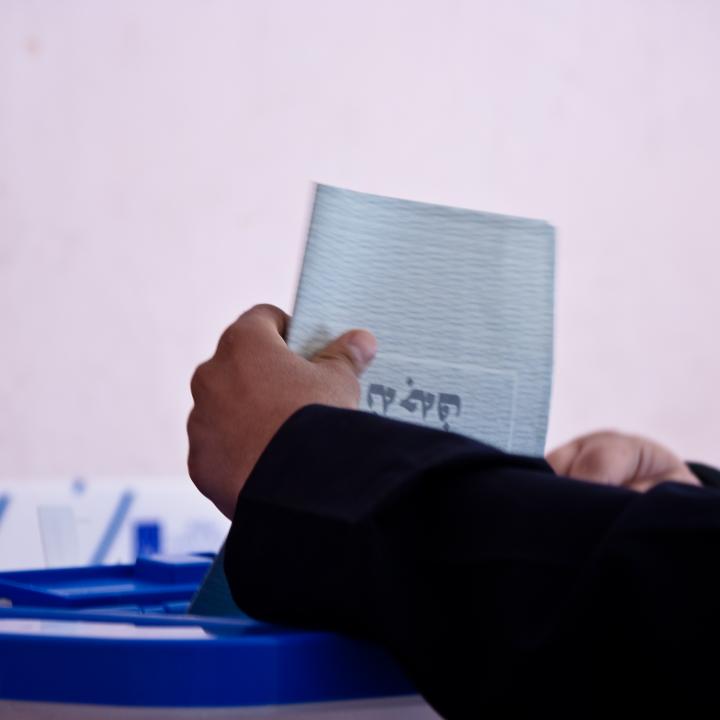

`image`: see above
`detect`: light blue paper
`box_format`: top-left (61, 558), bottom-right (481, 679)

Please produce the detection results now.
top-left (288, 185), bottom-right (555, 456)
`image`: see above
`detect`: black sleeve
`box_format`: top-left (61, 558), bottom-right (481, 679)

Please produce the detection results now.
top-left (224, 405), bottom-right (720, 716)
top-left (689, 461), bottom-right (720, 489)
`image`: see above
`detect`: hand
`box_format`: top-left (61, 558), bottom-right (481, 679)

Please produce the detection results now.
top-left (187, 304), bottom-right (377, 517)
top-left (546, 430), bottom-right (701, 493)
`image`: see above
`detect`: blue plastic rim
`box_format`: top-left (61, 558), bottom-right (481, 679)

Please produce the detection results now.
top-left (0, 555), bottom-right (416, 708)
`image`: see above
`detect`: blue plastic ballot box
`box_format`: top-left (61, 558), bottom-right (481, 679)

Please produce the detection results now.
top-left (0, 555), bottom-right (438, 719)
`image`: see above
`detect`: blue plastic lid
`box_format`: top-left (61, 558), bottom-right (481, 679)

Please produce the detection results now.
top-left (0, 555), bottom-right (415, 708)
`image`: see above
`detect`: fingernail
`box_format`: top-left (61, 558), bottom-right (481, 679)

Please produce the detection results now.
top-left (347, 330), bottom-right (377, 370)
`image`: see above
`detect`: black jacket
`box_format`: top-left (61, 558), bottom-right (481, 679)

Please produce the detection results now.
top-left (224, 405), bottom-right (720, 717)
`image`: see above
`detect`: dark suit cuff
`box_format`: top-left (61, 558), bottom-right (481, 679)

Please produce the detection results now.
top-left (688, 462), bottom-right (720, 490)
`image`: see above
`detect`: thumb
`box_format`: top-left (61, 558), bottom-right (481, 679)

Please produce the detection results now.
top-left (311, 329), bottom-right (377, 377)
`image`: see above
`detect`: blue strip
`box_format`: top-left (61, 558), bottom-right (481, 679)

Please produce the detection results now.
top-left (0, 554), bottom-right (416, 706)
top-left (0, 494), bottom-right (9, 529)
top-left (90, 491), bottom-right (134, 565)
top-left (0, 613), bottom-right (414, 706)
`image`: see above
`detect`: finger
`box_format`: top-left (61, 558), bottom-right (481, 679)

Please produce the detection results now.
top-left (311, 329), bottom-right (377, 378)
top-left (217, 304), bottom-right (290, 355)
top-left (569, 445), bottom-right (622, 484)
top-left (546, 439), bottom-right (582, 476)
top-left (240, 303), bottom-right (290, 340)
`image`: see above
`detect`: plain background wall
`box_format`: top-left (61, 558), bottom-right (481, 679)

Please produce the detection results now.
top-left (1, 0), bottom-right (719, 478)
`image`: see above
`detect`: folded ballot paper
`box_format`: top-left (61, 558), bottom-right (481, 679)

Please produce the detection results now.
top-left (288, 184), bottom-right (555, 457)
top-left (190, 185), bottom-right (555, 618)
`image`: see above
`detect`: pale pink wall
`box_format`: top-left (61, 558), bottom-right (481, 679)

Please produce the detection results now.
top-left (1, 0), bottom-right (718, 475)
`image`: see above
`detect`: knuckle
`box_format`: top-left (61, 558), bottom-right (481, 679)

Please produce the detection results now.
top-left (186, 407), bottom-right (198, 436)
top-left (576, 445), bottom-right (611, 476)
top-left (189, 364), bottom-right (208, 401)
top-left (217, 324), bottom-right (239, 351)
top-left (320, 347), bottom-right (357, 373)
top-left (316, 349), bottom-right (346, 368)
top-left (240, 304), bottom-right (275, 328)
top-left (242, 304), bottom-right (288, 336)
top-left (218, 314), bottom-right (259, 353)
top-left (247, 303), bottom-right (277, 315)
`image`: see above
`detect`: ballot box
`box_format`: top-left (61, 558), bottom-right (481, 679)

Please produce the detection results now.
top-left (0, 554), bottom-right (438, 719)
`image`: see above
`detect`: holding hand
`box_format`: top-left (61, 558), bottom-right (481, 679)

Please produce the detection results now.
top-left (188, 303), bottom-right (701, 518)
top-left (187, 304), bottom-right (376, 517)
top-left (546, 430), bottom-right (700, 493)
